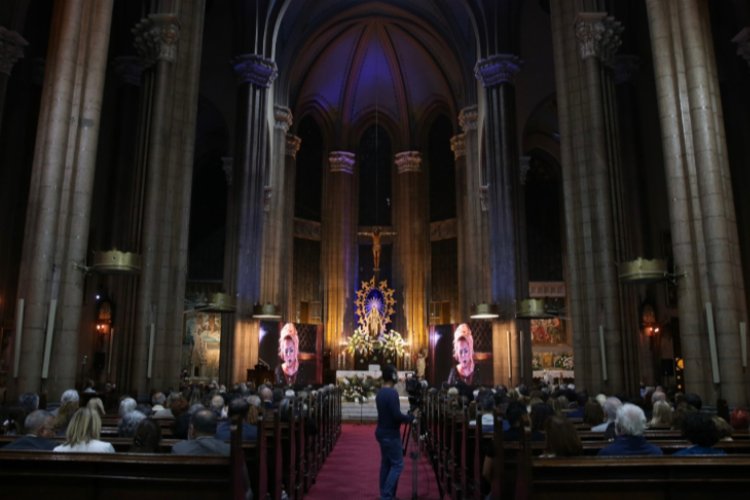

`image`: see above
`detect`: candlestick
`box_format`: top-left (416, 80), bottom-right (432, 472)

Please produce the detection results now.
top-left (147, 323), bottom-right (155, 379)
top-left (705, 303), bottom-right (720, 383)
top-left (599, 325), bottom-right (608, 382)
top-left (740, 322), bottom-right (747, 369)
top-left (13, 298), bottom-right (24, 378)
top-left (41, 299), bottom-right (58, 379)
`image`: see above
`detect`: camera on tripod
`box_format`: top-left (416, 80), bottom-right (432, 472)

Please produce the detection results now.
top-left (404, 373), bottom-right (427, 413)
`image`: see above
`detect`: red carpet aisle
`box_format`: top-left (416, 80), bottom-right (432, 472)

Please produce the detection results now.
top-left (305, 423), bottom-right (443, 500)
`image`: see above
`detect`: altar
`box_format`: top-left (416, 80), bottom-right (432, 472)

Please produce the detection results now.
top-left (336, 368), bottom-right (412, 421)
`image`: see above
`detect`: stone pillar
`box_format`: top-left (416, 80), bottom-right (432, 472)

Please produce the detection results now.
top-left (475, 53), bottom-right (526, 384)
top-left (392, 151), bottom-right (429, 355)
top-left (15, 0), bottom-right (114, 398)
top-left (259, 106), bottom-right (297, 320)
top-left (322, 151), bottom-right (357, 365)
top-left (284, 133), bottom-right (301, 321)
top-left (452, 106), bottom-right (491, 322)
top-left (228, 53), bottom-right (277, 384)
top-left (646, 0), bottom-right (748, 405)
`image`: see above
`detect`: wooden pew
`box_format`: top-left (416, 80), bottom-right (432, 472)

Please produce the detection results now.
top-left (0, 451), bottom-right (232, 500)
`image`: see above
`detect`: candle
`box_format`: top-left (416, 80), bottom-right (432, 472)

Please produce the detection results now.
top-left (740, 322), bottom-right (747, 369)
top-left (599, 325), bottom-right (608, 382)
top-left (41, 299), bottom-right (58, 379)
top-left (506, 330), bottom-right (512, 380)
top-left (147, 323), bottom-right (155, 379)
top-left (13, 298), bottom-right (24, 378)
top-left (107, 327), bottom-right (114, 374)
top-left (705, 303), bottom-right (720, 383)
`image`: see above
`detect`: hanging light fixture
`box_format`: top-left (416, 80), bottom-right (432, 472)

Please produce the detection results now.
top-left (516, 298), bottom-right (552, 319)
top-left (90, 249), bottom-right (142, 274)
top-left (470, 303), bottom-right (499, 319)
top-left (252, 303), bottom-right (281, 320)
top-left (618, 257), bottom-right (668, 284)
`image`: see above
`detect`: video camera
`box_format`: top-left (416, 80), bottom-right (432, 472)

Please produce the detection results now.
top-left (404, 374), bottom-right (427, 413)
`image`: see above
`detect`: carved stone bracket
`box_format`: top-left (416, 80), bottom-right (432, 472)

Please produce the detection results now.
top-left (459, 105), bottom-right (478, 131)
top-left (732, 27), bottom-right (750, 67)
top-left (274, 105), bottom-right (293, 131)
top-left (474, 54), bottom-right (522, 88)
top-left (233, 54), bottom-right (278, 88)
top-left (328, 151), bottom-right (355, 174)
top-left (395, 151), bottom-right (422, 174)
top-left (0, 26), bottom-right (28, 76)
top-left (575, 12), bottom-right (623, 65)
top-left (132, 14), bottom-right (180, 67)
top-left (286, 134), bottom-right (301, 159)
top-left (450, 134), bottom-right (466, 160)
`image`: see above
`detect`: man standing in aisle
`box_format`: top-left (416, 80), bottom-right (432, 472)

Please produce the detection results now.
top-left (375, 364), bottom-right (415, 500)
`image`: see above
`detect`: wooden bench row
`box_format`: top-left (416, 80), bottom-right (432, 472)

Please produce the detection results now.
top-left (0, 385), bottom-right (342, 500)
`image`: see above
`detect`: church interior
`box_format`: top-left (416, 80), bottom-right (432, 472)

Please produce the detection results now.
top-left (2, 2), bottom-right (750, 491)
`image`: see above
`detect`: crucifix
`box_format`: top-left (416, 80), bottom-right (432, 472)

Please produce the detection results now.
top-left (358, 226), bottom-right (396, 272)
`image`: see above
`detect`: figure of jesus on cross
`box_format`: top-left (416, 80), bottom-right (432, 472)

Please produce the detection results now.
top-left (359, 226), bottom-right (396, 272)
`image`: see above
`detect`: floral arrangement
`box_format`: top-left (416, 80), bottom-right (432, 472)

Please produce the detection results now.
top-left (378, 330), bottom-right (406, 362)
top-left (553, 352), bottom-right (574, 370)
top-left (338, 374), bottom-right (381, 403)
top-left (533, 352), bottom-right (574, 370)
top-left (347, 327), bottom-right (377, 357)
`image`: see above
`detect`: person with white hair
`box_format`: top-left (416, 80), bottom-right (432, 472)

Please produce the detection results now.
top-left (447, 323), bottom-right (479, 385)
top-left (275, 322), bottom-right (301, 386)
top-left (591, 396), bottom-right (622, 439)
top-left (597, 403), bottom-right (663, 456)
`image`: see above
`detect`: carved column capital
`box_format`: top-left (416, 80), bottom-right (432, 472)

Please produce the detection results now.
top-left (221, 157), bottom-right (233, 186)
top-left (274, 105), bottom-right (293, 132)
top-left (112, 56), bottom-right (144, 86)
top-left (233, 54), bottom-right (278, 88)
top-left (732, 27), bottom-right (750, 67)
top-left (286, 134), bottom-right (301, 158)
top-left (450, 134), bottom-right (466, 160)
top-left (474, 54), bottom-right (522, 88)
top-left (132, 14), bottom-right (180, 67)
top-left (328, 151), bottom-right (355, 174)
top-left (575, 12), bottom-right (623, 65)
top-left (458, 105), bottom-right (478, 131)
top-left (0, 26), bottom-right (28, 76)
top-left (395, 151), bottom-right (422, 174)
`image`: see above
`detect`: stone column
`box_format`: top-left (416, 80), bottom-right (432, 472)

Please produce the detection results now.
top-left (646, 0), bottom-right (748, 405)
top-left (228, 53), bottom-right (277, 384)
top-left (322, 151), bottom-right (357, 365)
top-left (475, 54), bottom-right (526, 384)
top-left (283, 133), bottom-right (301, 321)
top-left (15, 0), bottom-right (114, 398)
top-left (392, 151), bottom-right (429, 355)
top-left (259, 106), bottom-right (297, 320)
top-left (452, 106), bottom-right (491, 321)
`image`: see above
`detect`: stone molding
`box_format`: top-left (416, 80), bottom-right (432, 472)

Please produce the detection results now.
top-left (274, 105), bottom-right (292, 131)
top-left (395, 151), bottom-right (422, 174)
top-left (474, 54), bottom-right (521, 87)
top-left (233, 53), bottom-right (278, 88)
top-left (328, 151), bottom-right (355, 174)
top-left (132, 14), bottom-right (180, 66)
top-left (0, 26), bottom-right (28, 76)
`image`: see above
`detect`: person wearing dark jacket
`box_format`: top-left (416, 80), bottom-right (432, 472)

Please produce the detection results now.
top-left (3, 410), bottom-right (57, 451)
top-left (375, 364), bottom-right (414, 500)
top-left (598, 403), bottom-right (663, 456)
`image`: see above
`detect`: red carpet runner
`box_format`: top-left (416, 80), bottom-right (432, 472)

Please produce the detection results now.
top-left (305, 423), bottom-right (443, 500)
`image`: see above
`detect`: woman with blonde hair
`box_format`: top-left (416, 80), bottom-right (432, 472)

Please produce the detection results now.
top-left (275, 322), bottom-right (300, 386)
top-left (447, 323), bottom-right (479, 385)
top-left (53, 408), bottom-right (115, 453)
top-left (649, 400), bottom-right (673, 428)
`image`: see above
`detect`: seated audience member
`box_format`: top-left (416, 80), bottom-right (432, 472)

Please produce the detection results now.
top-left (130, 418), bottom-right (162, 453)
top-left (3, 410), bottom-right (56, 450)
top-left (118, 396), bottom-right (137, 417)
top-left (592, 396), bottom-right (622, 439)
top-left (674, 412), bottom-right (726, 456)
top-left (118, 410), bottom-right (147, 437)
top-left (597, 403), bottom-right (663, 456)
top-left (210, 394), bottom-right (226, 418)
top-left (541, 416), bottom-right (583, 457)
top-left (86, 397), bottom-right (106, 418)
top-left (53, 408), bottom-right (115, 453)
top-left (729, 408), bottom-right (749, 432)
top-left (216, 397), bottom-right (258, 442)
top-left (504, 400), bottom-right (544, 442)
top-left (52, 389), bottom-right (80, 435)
top-left (258, 385), bottom-right (274, 410)
top-left (171, 397), bottom-right (191, 439)
top-left (172, 408), bottom-right (230, 456)
top-left (648, 400), bottom-right (673, 428)
top-left (18, 392), bottom-right (40, 415)
top-left (530, 402), bottom-right (555, 435)
top-left (152, 392), bottom-right (180, 419)
top-left (151, 392), bottom-right (167, 414)
top-left (713, 415), bottom-right (734, 442)
top-left (583, 400), bottom-right (605, 428)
